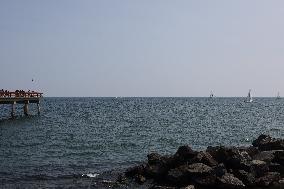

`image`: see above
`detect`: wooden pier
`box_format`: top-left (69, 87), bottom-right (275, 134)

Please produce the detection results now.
top-left (0, 91), bottom-right (43, 118)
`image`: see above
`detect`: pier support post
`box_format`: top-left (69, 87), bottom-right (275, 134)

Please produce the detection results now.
top-left (37, 102), bottom-right (40, 115)
top-left (24, 101), bottom-right (29, 116)
top-left (11, 101), bottom-right (16, 118)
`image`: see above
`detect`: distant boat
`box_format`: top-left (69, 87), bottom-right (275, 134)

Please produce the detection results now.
top-left (245, 89), bottom-right (253, 103)
top-left (209, 91), bottom-right (214, 98)
top-left (276, 92), bottom-right (280, 99)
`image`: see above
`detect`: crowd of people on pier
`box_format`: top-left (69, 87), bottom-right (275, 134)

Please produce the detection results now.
top-left (0, 89), bottom-right (42, 98)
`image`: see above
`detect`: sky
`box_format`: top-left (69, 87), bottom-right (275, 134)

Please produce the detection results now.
top-left (1, 0), bottom-right (284, 97)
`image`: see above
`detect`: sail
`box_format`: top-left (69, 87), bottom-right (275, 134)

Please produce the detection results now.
top-left (246, 89), bottom-right (253, 102)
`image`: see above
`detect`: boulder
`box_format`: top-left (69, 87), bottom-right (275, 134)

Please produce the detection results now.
top-left (135, 174), bottom-right (146, 184)
top-left (253, 151), bottom-right (275, 162)
top-left (212, 163), bottom-right (227, 177)
top-left (255, 172), bottom-right (280, 187)
top-left (187, 163), bottom-right (213, 176)
top-left (206, 146), bottom-right (228, 163)
top-left (252, 134), bottom-right (284, 151)
top-left (180, 185), bottom-right (195, 189)
top-left (145, 163), bottom-right (168, 179)
top-left (174, 145), bottom-right (197, 163)
top-left (195, 151), bottom-right (218, 167)
top-left (206, 146), bottom-right (251, 171)
top-left (167, 165), bottom-right (189, 185)
top-left (125, 164), bottom-right (145, 177)
top-left (268, 163), bottom-right (284, 175)
top-left (234, 170), bottom-right (255, 186)
top-left (145, 153), bottom-right (174, 179)
top-left (245, 146), bottom-right (260, 157)
top-left (149, 185), bottom-right (176, 189)
top-left (273, 150), bottom-right (284, 165)
top-left (148, 153), bottom-right (163, 164)
top-left (192, 174), bottom-right (216, 187)
top-left (250, 160), bottom-right (269, 177)
top-left (217, 173), bottom-right (245, 189)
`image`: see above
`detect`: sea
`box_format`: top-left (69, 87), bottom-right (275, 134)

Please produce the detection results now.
top-left (0, 97), bottom-right (283, 188)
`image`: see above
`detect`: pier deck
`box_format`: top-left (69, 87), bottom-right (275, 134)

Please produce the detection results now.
top-left (0, 91), bottom-right (43, 117)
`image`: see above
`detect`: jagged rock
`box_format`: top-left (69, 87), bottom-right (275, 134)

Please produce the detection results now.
top-left (253, 151), bottom-right (275, 162)
top-left (145, 153), bottom-right (174, 179)
top-left (206, 146), bottom-right (227, 163)
top-left (174, 145), bottom-right (197, 163)
top-left (116, 174), bottom-right (128, 185)
top-left (252, 134), bottom-right (284, 151)
top-left (125, 164), bottom-right (145, 177)
top-left (234, 170), bottom-right (255, 186)
top-left (167, 165), bottom-right (188, 184)
top-left (255, 172), bottom-right (280, 187)
top-left (148, 153), bottom-right (163, 164)
top-left (268, 163), bottom-right (284, 175)
top-left (149, 185), bottom-right (176, 189)
top-left (217, 173), bottom-right (245, 188)
top-left (187, 163), bottom-right (213, 176)
top-left (135, 174), bottom-right (146, 184)
top-left (250, 160), bottom-right (269, 177)
top-left (195, 151), bottom-right (218, 167)
top-left (145, 163), bottom-right (168, 179)
top-left (273, 150), bottom-right (284, 165)
top-left (212, 163), bottom-right (227, 177)
top-left (245, 146), bottom-right (260, 157)
top-left (192, 174), bottom-right (216, 186)
top-left (227, 150), bottom-right (251, 171)
top-left (180, 185), bottom-right (195, 189)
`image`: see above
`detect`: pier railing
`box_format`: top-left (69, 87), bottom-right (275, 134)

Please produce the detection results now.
top-left (0, 92), bottom-right (43, 98)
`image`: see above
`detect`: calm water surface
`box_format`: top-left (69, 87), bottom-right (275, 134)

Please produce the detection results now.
top-left (0, 97), bottom-right (283, 188)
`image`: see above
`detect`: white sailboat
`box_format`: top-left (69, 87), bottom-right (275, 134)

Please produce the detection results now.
top-left (276, 92), bottom-right (280, 99)
top-left (210, 91), bottom-right (214, 98)
top-left (245, 89), bottom-right (253, 103)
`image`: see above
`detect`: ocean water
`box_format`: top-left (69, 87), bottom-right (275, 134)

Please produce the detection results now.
top-left (0, 97), bottom-right (283, 188)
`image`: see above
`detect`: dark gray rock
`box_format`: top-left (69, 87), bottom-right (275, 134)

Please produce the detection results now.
top-left (252, 134), bottom-right (284, 151)
top-left (135, 174), bottom-right (146, 184)
top-left (268, 163), bottom-right (284, 176)
top-left (167, 165), bottom-right (188, 184)
top-left (206, 146), bottom-right (227, 163)
top-left (255, 172), bottom-right (280, 187)
top-left (234, 169), bottom-right (255, 186)
top-left (125, 164), bottom-right (145, 177)
top-left (273, 150), bottom-right (284, 165)
top-left (195, 151), bottom-right (218, 167)
top-left (245, 146), bottom-right (260, 157)
top-left (187, 163), bottom-right (213, 176)
top-left (180, 185), bottom-right (195, 189)
top-left (253, 150), bottom-right (275, 162)
top-left (145, 163), bottom-right (168, 179)
top-left (192, 174), bottom-right (216, 187)
top-left (217, 173), bottom-right (245, 189)
top-left (148, 153), bottom-right (163, 164)
top-left (174, 145), bottom-right (197, 163)
top-left (250, 160), bottom-right (269, 177)
top-left (212, 163), bottom-right (227, 177)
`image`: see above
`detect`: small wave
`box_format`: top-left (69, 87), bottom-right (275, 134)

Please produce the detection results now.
top-left (82, 173), bottom-right (99, 178)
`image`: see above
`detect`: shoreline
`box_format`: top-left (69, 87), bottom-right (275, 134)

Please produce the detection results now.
top-left (122, 134), bottom-right (284, 189)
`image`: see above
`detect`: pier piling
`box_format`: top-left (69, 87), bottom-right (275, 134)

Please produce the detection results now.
top-left (24, 101), bottom-right (29, 116)
top-left (11, 101), bottom-right (16, 118)
top-left (37, 102), bottom-right (40, 115)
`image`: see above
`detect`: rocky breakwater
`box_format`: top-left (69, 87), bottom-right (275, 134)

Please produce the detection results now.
top-left (124, 135), bottom-right (284, 189)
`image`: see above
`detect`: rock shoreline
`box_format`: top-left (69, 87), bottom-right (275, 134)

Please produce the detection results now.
top-left (122, 135), bottom-right (284, 189)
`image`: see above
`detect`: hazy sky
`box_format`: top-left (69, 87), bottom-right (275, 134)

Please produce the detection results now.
top-left (1, 0), bottom-right (284, 97)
